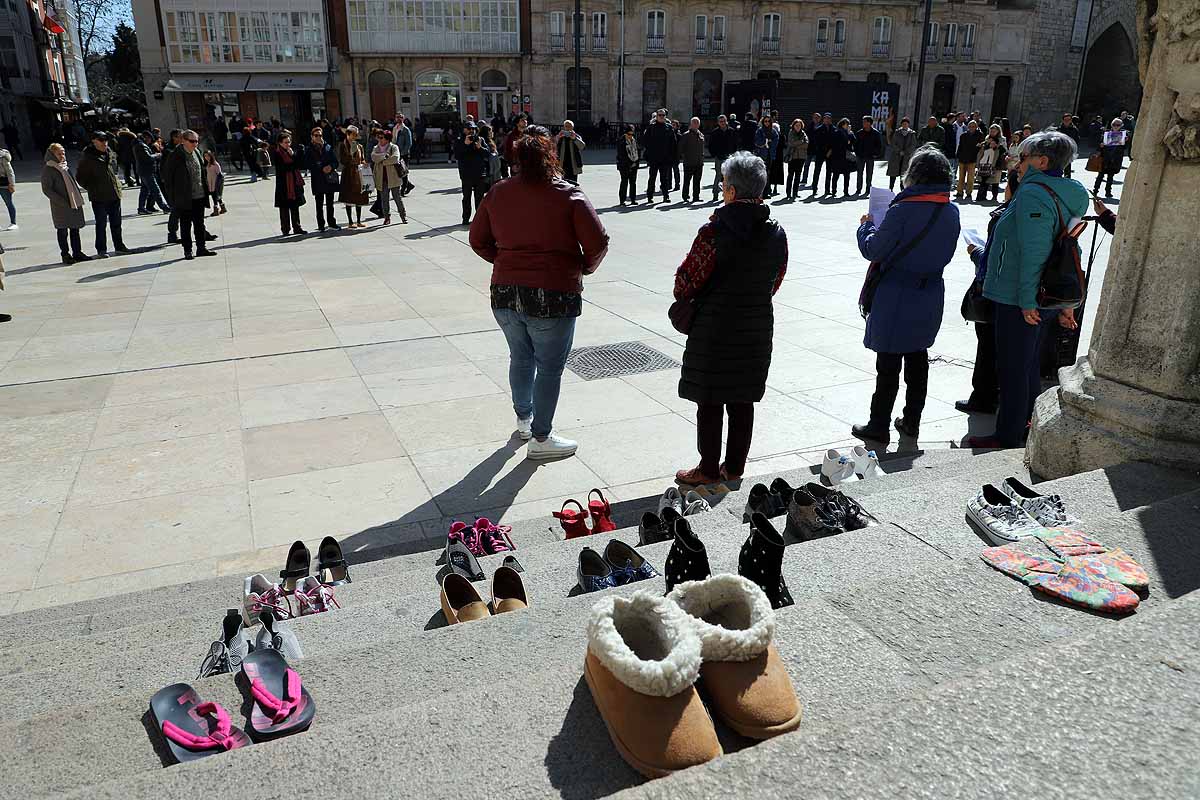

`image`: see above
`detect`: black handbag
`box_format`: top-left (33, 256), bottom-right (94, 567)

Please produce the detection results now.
top-left (859, 202), bottom-right (946, 318)
top-left (668, 297), bottom-right (697, 334)
top-left (961, 280), bottom-right (993, 323)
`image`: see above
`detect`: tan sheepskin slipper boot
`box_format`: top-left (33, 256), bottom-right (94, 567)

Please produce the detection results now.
top-left (668, 573), bottom-right (802, 739)
top-left (584, 591), bottom-right (722, 778)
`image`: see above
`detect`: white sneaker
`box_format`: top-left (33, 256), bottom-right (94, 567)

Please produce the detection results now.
top-left (683, 490), bottom-right (711, 514)
top-left (526, 433), bottom-right (577, 460)
top-left (999, 477), bottom-right (1082, 528)
top-left (2, 223), bottom-right (15, 231)
top-left (658, 486), bottom-right (685, 516)
top-left (821, 448), bottom-right (857, 485)
top-left (851, 446), bottom-right (885, 480)
top-left (966, 484), bottom-right (1044, 545)
top-left (515, 417), bottom-right (533, 441)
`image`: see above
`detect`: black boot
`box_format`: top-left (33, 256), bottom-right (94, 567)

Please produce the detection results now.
top-left (894, 417), bottom-right (919, 439)
top-left (851, 422), bottom-right (890, 443)
top-left (665, 518), bottom-right (710, 592)
top-left (741, 513), bottom-right (794, 609)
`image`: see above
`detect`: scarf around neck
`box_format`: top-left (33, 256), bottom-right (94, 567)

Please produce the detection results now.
top-left (275, 146), bottom-right (302, 202)
top-left (47, 159), bottom-right (83, 209)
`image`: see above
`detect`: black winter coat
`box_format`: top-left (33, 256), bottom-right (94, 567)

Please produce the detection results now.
top-left (160, 147), bottom-right (209, 211)
top-left (707, 126), bottom-right (738, 159)
top-left (641, 122), bottom-right (677, 166)
top-left (808, 124), bottom-right (830, 159)
top-left (303, 142), bottom-right (341, 194)
top-left (678, 202), bottom-right (787, 405)
top-left (853, 128), bottom-right (883, 160)
top-left (956, 130), bottom-right (984, 163)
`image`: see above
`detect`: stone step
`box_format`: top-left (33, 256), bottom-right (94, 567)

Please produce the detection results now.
top-left (0, 449), bottom-right (1028, 655)
top-left (3, 455), bottom-right (1194, 718)
top-left (613, 591), bottom-right (1200, 800)
top-left (0, 447), bottom-right (998, 630)
top-left (8, 464), bottom-right (1198, 797)
top-left (48, 512), bottom-right (1198, 800)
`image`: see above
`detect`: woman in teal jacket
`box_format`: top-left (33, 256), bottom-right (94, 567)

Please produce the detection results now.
top-left (968, 131), bottom-right (1089, 448)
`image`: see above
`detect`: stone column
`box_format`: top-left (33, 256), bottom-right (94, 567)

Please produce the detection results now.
top-left (1028, 0), bottom-right (1200, 478)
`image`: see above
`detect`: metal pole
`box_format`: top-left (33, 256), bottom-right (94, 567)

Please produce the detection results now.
top-left (573, 0), bottom-right (582, 122)
top-left (618, 0), bottom-right (625, 124)
top-left (912, 0), bottom-right (933, 121)
top-left (1072, 0), bottom-right (1096, 115)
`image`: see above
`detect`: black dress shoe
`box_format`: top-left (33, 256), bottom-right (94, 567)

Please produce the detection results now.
top-left (0, 313), bottom-right (11, 323)
top-left (72, 253), bottom-right (92, 262)
top-left (114, 246), bottom-right (133, 253)
top-left (61, 254), bottom-right (74, 265)
top-left (204, 233), bottom-right (218, 241)
top-left (196, 249), bottom-right (218, 257)
top-left (167, 234), bottom-right (180, 244)
top-left (293, 228), bottom-right (309, 236)
top-left (894, 417), bottom-right (919, 438)
top-left (184, 251), bottom-right (195, 260)
top-left (954, 399), bottom-right (996, 414)
top-left (851, 423), bottom-right (890, 443)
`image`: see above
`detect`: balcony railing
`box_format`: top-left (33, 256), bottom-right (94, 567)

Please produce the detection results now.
top-left (646, 34), bottom-right (664, 53)
top-left (593, 35), bottom-right (606, 51)
top-left (354, 30), bottom-right (521, 53)
top-left (760, 37), bottom-right (780, 55)
top-left (943, 45), bottom-right (956, 59)
top-left (925, 43), bottom-right (938, 60)
top-left (961, 44), bottom-right (974, 60)
top-left (871, 42), bottom-right (889, 58)
top-left (815, 39), bottom-right (827, 55)
top-left (832, 41), bottom-right (844, 56)
top-left (711, 36), bottom-right (725, 54)
top-left (694, 37), bottom-right (706, 54)
top-left (550, 33), bottom-right (564, 51)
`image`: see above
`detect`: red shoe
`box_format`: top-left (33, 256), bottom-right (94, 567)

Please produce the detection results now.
top-left (965, 435), bottom-right (1005, 449)
top-left (587, 488), bottom-right (617, 533)
top-left (675, 466), bottom-right (719, 486)
top-left (553, 499), bottom-right (591, 539)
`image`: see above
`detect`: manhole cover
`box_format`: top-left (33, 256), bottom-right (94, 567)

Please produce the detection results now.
top-left (566, 341), bottom-right (681, 381)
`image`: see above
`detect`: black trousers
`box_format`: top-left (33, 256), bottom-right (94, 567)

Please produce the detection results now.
top-left (671, 163), bottom-right (680, 190)
top-left (313, 192), bottom-right (336, 229)
top-left (993, 302), bottom-right (1053, 446)
top-left (786, 158), bottom-right (806, 196)
top-left (279, 206), bottom-right (302, 234)
top-left (56, 227), bottom-right (82, 257)
top-left (809, 157), bottom-right (826, 191)
top-left (869, 350), bottom-right (929, 428)
top-left (167, 210), bottom-right (179, 238)
top-left (1093, 170), bottom-right (1117, 195)
top-left (696, 402), bottom-right (755, 477)
top-left (461, 177), bottom-right (486, 221)
top-left (179, 205), bottom-right (209, 253)
top-left (855, 159), bottom-right (875, 194)
top-left (968, 321), bottom-right (999, 409)
top-left (618, 167), bottom-right (638, 203)
top-left (645, 164), bottom-right (670, 200)
top-left (826, 167), bottom-right (850, 195)
top-left (681, 164), bottom-right (702, 200)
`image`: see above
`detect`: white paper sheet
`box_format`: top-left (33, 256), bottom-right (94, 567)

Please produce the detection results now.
top-left (961, 227), bottom-right (987, 250)
top-left (868, 187), bottom-right (894, 227)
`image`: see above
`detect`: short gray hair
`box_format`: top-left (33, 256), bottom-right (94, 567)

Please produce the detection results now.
top-left (721, 150), bottom-right (768, 199)
top-left (1021, 130), bottom-right (1077, 171)
top-left (903, 144), bottom-right (952, 187)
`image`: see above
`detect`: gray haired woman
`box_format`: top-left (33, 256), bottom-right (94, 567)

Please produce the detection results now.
top-left (40, 144), bottom-right (91, 264)
top-left (966, 130), bottom-right (1089, 449)
top-left (673, 152), bottom-right (788, 485)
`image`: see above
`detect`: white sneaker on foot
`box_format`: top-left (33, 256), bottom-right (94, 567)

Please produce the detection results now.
top-left (515, 417), bottom-right (533, 441)
top-left (2, 223), bottom-right (15, 232)
top-left (527, 433), bottom-right (577, 460)
top-left (851, 446), bottom-right (884, 480)
top-left (821, 449), bottom-right (857, 485)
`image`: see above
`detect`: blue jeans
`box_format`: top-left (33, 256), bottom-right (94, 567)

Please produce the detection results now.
top-left (493, 308), bottom-right (576, 439)
top-left (992, 302), bottom-right (1055, 446)
top-left (0, 188), bottom-right (14, 224)
top-left (91, 199), bottom-right (124, 253)
top-left (138, 174), bottom-right (168, 212)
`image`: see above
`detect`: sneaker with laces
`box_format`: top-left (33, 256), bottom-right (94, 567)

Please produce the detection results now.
top-left (783, 485), bottom-right (845, 542)
top-left (683, 490), bottom-right (711, 514)
top-left (515, 416), bottom-right (533, 440)
top-left (658, 486), bottom-right (685, 517)
top-left (475, 517), bottom-right (515, 554)
top-left (197, 609), bottom-right (251, 679)
top-left (295, 576), bottom-right (341, 616)
top-left (253, 612), bottom-right (304, 660)
top-left (448, 519), bottom-right (485, 556)
top-left (851, 446), bottom-right (885, 480)
top-left (967, 484), bottom-right (1045, 545)
top-left (821, 449), bottom-right (857, 485)
top-left (527, 433), bottom-right (577, 460)
top-left (1000, 477), bottom-right (1083, 529)
top-left (243, 574), bottom-right (292, 625)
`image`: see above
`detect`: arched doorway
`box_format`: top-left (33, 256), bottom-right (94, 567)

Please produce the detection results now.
top-left (642, 68), bottom-right (667, 120)
top-left (369, 70), bottom-right (396, 123)
top-left (693, 69), bottom-right (722, 122)
top-left (932, 74), bottom-right (956, 117)
top-left (481, 69), bottom-right (509, 123)
top-left (1080, 23), bottom-right (1141, 122)
top-left (417, 70), bottom-right (462, 128)
top-left (990, 76), bottom-right (1013, 122)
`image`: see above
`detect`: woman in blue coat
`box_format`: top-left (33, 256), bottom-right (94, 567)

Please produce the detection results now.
top-left (851, 144), bottom-right (961, 443)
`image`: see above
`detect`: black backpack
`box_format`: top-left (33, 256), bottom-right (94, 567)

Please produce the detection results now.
top-left (1034, 183), bottom-right (1086, 310)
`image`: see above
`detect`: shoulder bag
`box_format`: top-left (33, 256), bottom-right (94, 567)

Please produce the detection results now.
top-left (1034, 184), bottom-right (1086, 310)
top-left (858, 201), bottom-right (947, 319)
top-left (1085, 151), bottom-right (1104, 172)
top-left (669, 227), bottom-right (730, 334)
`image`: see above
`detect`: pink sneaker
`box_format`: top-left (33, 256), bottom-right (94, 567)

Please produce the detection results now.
top-left (294, 576), bottom-right (341, 616)
top-left (449, 519), bottom-right (485, 556)
top-left (243, 574), bottom-right (293, 625)
top-left (475, 517), bottom-right (515, 555)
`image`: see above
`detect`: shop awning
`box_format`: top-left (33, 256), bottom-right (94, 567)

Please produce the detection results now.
top-left (244, 73), bottom-right (327, 92)
top-left (36, 98), bottom-right (76, 110)
top-left (163, 75), bottom-right (250, 93)
top-left (42, 15), bottom-right (66, 35)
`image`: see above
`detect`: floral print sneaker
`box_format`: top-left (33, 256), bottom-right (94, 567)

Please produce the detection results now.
top-left (966, 484), bottom-right (1045, 545)
top-left (1000, 477), bottom-right (1083, 529)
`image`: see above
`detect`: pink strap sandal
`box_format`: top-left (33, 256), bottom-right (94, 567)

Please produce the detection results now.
top-left (240, 648), bottom-right (316, 739)
top-left (150, 683), bottom-right (251, 763)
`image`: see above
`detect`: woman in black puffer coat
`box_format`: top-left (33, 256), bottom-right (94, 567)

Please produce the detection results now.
top-left (673, 151), bottom-right (788, 485)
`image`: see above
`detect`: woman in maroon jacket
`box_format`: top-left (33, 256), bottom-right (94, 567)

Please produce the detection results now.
top-left (469, 127), bottom-right (610, 460)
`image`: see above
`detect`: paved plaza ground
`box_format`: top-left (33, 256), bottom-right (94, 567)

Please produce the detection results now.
top-left (0, 149), bottom-right (1120, 613)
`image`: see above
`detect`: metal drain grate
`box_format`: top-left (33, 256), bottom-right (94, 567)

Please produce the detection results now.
top-left (566, 341), bottom-right (681, 381)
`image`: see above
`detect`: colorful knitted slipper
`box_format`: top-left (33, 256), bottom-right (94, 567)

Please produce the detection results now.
top-left (980, 546), bottom-right (1140, 614)
top-left (1037, 531), bottom-right (1150, 590)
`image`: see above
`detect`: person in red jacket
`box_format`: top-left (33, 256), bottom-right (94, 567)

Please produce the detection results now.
top-left (469, 126), bottom-right (610, 461)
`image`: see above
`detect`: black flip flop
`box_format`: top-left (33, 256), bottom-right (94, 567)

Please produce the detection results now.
top-left (436, 538), bottom-right (485, 586)
top-left (240, 649), bottom-right (316, 740)
top-left (501, 554), bottom-right (524, 573)
top-left (316, 535), bottom-right (351, 585)
top-left (280, 540), bottom-right (311, 593)
top-left (149, 683), bottom-right (251, 763)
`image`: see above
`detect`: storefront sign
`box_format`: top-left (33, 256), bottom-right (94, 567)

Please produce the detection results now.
top-left (245, 73), bottom-right (327, 92)
top-left (163, 75), bottom-right (250, 93)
